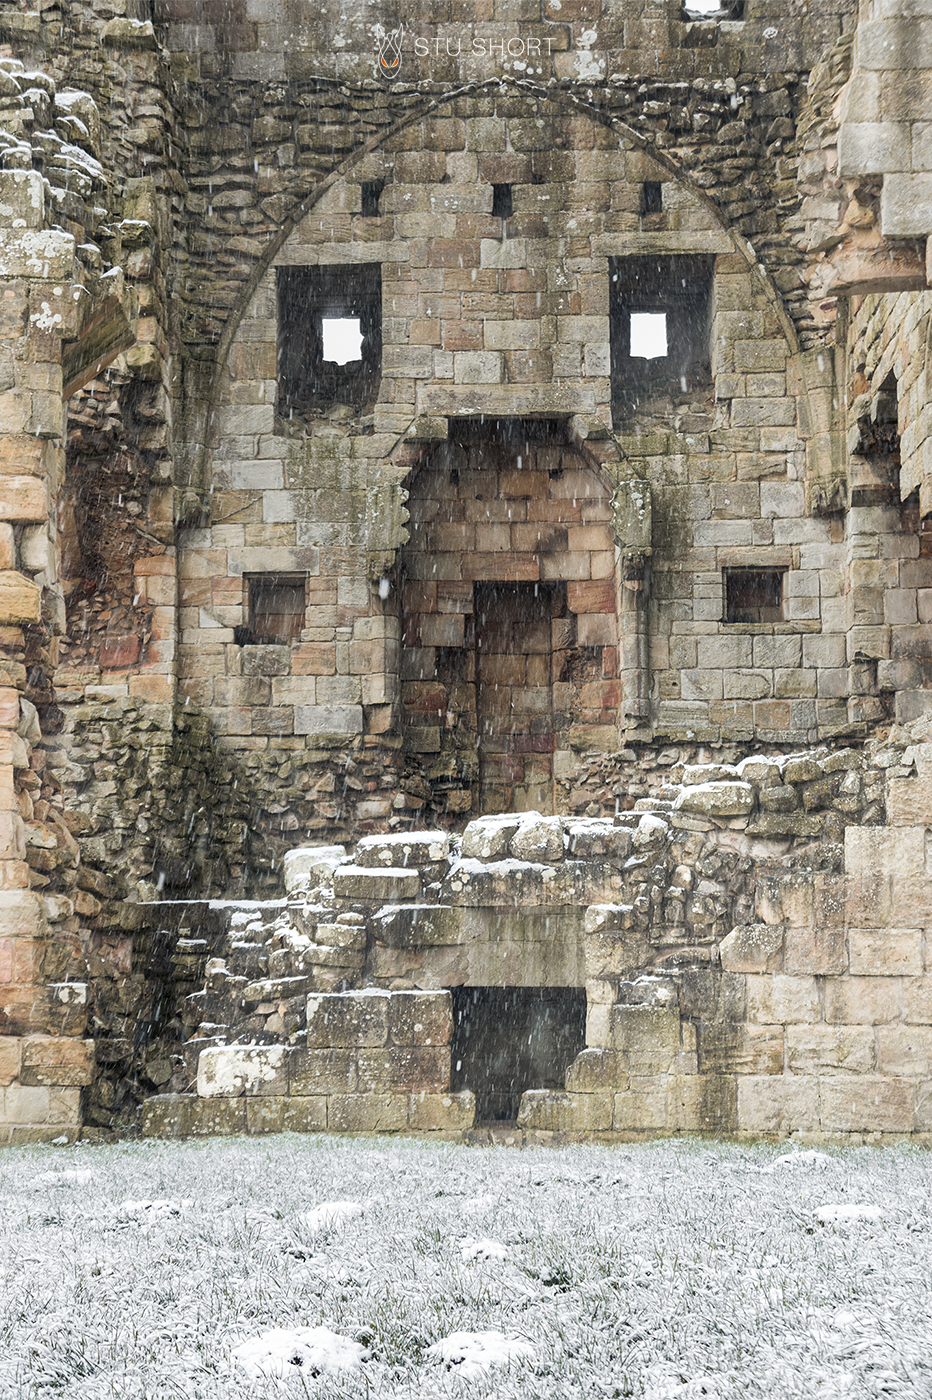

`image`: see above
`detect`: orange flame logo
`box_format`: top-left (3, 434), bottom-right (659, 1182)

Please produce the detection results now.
top-left (377, 26), bottom-right (403, 79)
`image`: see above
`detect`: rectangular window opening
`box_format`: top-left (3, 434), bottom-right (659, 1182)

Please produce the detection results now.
top-left (641, 180), bottom-right (663, 214)
top-left (724, 567), bottom-right (785, 625)
top-left (630, 311), bottom-right (668, 359)
top-left (492, 183), bottom-right (513, 219)
top-left (278, 264), bottom-right (382, 421)
top-left (609, 254), bottom-right (714, 425)
top-left (360, 181), bottom-right (383, 217)
top-left (244, 575), bottom-right (306, 645)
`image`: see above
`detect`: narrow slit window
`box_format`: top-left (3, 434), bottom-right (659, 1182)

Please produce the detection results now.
top-left (630, 312), bottom-right (668, 359)
top-left (321, 317), bottom-right (363, 365)
top-left (724, 568), bottom-right (785, 624)
top-left (492, 183), bottom-right (513, 219)
top-left (642, 181), bottom-right (663, 214)
top-left (360, 181), bottom-right (383, 217)
top-left (246, 575), bottom-right (306, 645)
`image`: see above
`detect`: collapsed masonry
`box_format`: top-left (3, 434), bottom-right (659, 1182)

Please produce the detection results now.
top-left (3, 0), bottom-right (932, 1142)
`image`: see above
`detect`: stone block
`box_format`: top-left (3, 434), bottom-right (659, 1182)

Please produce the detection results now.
top-left (787, 1024), bottom-right (876, 1076)
top-left (282, 845), bottom-right (347, 892)
top-left (784, 924), bottom-right (847, 976)
top-left (332, 866), bottom-right (421, 901)
top-left (565, 1048), bottom-right (629, 1092)
top-left (824, 977), bottom-right (901, 1025)
top-left (517, 1089), bottom-right (613, 1132)
top-left (139, 1093), bottom-right (193, 1138)
top-left (293, 705), bottom-right (363, 738)
top-left (699, 1022), bottom-right (784, 1075)
top-left (407, 1090), bottom-right (475, 1132)
top-left (667, 1074), bottom-right (738, 1133)
top-left (838, 121), bottom-right (910, 178)
top-left (903, 975), bottom-right (932, 1023)
top-left (747, 974), bottom-right (821, 1024)
top-left (462, 814), bottom-right (522, 860)
top-left (719, 923), bottom-right (784, 973)
top-left (736, 1074), bottom-right (820, 1134)
top-left (327, 1092), bottom-right (408, 1134)
top-left (612, 1080), bottom-right (668, 1130)
top-left (673, 781), bottom-right (754, 817)
top-left (0, 1035), bottom-right (19, 1085)
top-left (609, 1005), bottom-right (681, 1071)
top-left (370, 904), bottom-right (460, 949)
top-left (306, 991), bottom-right (389, 1048)
top-left (247, 1095), bottom-right (328, 1134)
top-left (876, 1025), bottom-right (932, 1077)
top-left (510, 815), bottom-right (565, 863)
top-left (185, 1099), bottom-right (248, 1136)
top-left (819, 1076), bottom-right (915, 1134)
top-left (848, 928), bottom-right (922, 976)
top-left (355, 832), bottom-right (450, 869)
top-left (197, 1044), bottom-right (293, 1097)
top-left (387, 990), bottom-right (452, 1046)
top-left (0, 571), bottom-right (40, 624)
top-left (20, 1036), bottom-right (95, 1087)
top-left (357, 1046), bottom-right (450, 1093)
top-left (290, 1048), bottom-right (357, 1094)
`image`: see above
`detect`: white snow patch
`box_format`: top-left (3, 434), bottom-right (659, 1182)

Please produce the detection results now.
top-left (816, 1204), bottom-right (882, 1225)
top-left (460, 1236), bottom-right (508, 1262)
top-left (232, 1325), bottom-right (367, 1380)
top-left (774, 1149), bottom-right (831, 1169)
top-left (117, 1198), bottom-right (186, 1221)
top-left (32, 1168), bottom-right (96, 1185)
top-left (426, 1330), bottom-right (535, 1377)
top-left (301, 1200), bottom-right (364, 1232)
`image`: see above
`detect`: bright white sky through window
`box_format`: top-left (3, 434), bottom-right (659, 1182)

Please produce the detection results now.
top-left (688, 0), bottom-right (723, 12)
top-left (630, 312), bottom-right (667, 359)
top-left (321, 317), bottom-right (363, 364)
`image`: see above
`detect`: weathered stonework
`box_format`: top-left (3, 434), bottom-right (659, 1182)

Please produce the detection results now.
top-left (3, 0), bottom-right (932, 1142)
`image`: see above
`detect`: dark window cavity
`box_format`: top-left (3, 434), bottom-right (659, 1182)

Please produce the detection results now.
top-left (243, 575), bottom-right (306, 645)
top-left (641, 181), bottom-right (663, 214)
top-left (492, 183), bottom-right (513, 219)
top-left (609, 254), bottom-right (714, 422)
top-left (278, 264), bottom-right (382, 420)
top-left (360, 181), bottom-right (383, 217)
top-left (724, 568), bottom-right (785, 625)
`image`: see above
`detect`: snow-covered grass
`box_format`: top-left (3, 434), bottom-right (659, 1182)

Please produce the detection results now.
top-left (1, 1134), bottom-right (930, 1398)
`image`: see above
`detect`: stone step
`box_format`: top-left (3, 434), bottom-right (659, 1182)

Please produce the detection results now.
top-left (333, 865), bottom-right (421, 901)
top-left (354, 831), bottom-right (451, 869)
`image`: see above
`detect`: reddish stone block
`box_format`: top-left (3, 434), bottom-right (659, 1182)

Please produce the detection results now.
top-left (99, 635), bottom-right (141, 669)
top-left (568, 579), bottom-right (616, 613)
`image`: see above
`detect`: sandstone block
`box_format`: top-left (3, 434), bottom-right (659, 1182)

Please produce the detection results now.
top-left (333, 866), bottom-right (420, 901)
top-left (824, 977), bottom-right (901, 1025)
top-left (20, 1036), bottom-right (95, 1087)
top-left (904, 976), bottom-right (932, 1024)
top-left (357, 1046), bottom-right (450, 1093)
top-left (736, 1073), bottom-right (821, 1134)
top-left (197, 1044), bottom-right (293, 1098)
top-left (609, 1005), bottom-right (681, 1071)
top-left (699, 1022), bottom-right (784, 1076)
top-left (185, 1099), bottom-right (248, 1136)
top-left (517, 1089), bottom-right (613, 1133)
top-left (667, 1074), bottom-right (738, 1133)
top-left (139, 1093), bottom-right (192, 1138)
top-left (306, 991), bottom-right (389, 1048)
top-left (407, 1090), bottom-right (475, 1132)
top-left (370, 904), bottom-right (459, 949)
top-left (290, 1048), bottom-right (357, 1094)
top-left (673, 781), bottom-right (754, 817)
top-left (612, 1080), bottom-right (668, 1130)
top-left (355, 832), bottom-right (450, 869)
top-left (510, 815), bottom-right (565, 863)
top-left (720, 923), bottom-right (784, 973)
top-left (387, 990), bottom-right (452, 1046)
top-left (327, 1092), bottom-right (407, 1134)
top-left (784, 924), bottom-right (847, 976)
top-left (461, 813), bottom-right (522, 860)
top-left (787, 1024), bottom-right (876, 1076)
top-left (819, 1076), bottom-right (915, 1134)
top-left (848, 928), bottom-right (922, 976)
top-left (282, 845), bottom-right (346, 891)
top-left (747, 974), bottom-right (821, 1024)
top-left (876, 1025), bottom-right (932, 1077)
top-left (0, 1035), bottom-right (20, 1085)
top-left (565, 1048), bottom-right (629, 1091)
top-left (0, 571), bottom-right (39, 624)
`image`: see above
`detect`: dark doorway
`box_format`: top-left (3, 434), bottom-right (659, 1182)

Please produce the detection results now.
top-left (449, 986), bottom-right (587, 1122)
top-left (475, 581), bottom-right (558, 815)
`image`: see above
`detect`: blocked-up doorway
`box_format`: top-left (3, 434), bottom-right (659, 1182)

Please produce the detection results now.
top-left (449, 986), bottom-right (587, 1123)
top-left (400, 419), bottom-right (619, 819)
top-left (475, 581), bottom-right (557, 815)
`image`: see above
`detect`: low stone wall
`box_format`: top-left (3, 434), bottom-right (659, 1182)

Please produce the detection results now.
top-left (142, 989), bottom-right (475, 1138)
top-left (134, 729), bottom-right (932, 1143)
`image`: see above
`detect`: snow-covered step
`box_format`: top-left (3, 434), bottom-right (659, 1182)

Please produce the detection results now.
top-left (332, 866), bottom-right (421, 901)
